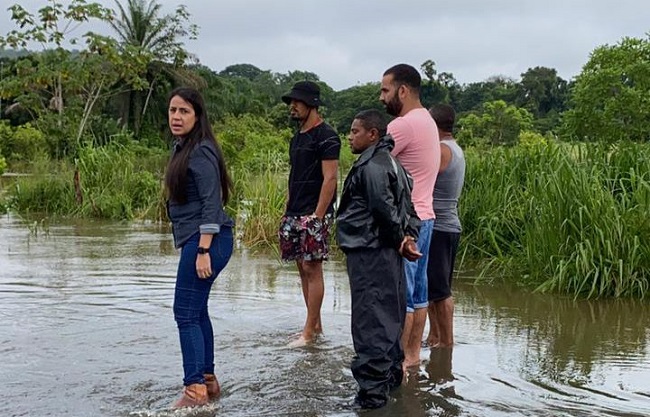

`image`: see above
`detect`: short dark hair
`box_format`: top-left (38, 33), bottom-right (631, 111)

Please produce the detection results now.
top-left (354, 109), bottom-right (387, 138)
top-left (429, 103), bottom-right (456, 133)
top-left (383, 63), bottom-right (421, 93)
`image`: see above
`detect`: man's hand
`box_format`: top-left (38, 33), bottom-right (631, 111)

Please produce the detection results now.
top-left (399, 236), bottom-right (422, 262)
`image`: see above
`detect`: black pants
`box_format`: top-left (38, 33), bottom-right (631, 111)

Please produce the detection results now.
top-left (346, 247), bottom-right (405, 407)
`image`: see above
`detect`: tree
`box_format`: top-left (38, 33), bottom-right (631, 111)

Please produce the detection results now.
top-left (108, 0), bottom-right (200, 136)
top-left (219, 63), bottom-right (265, 80)
top-left (0, 1), bottom-right (113, 120)
top-left (328, 82), bottom-right (383, 134)
top-left (518, 66), bottom-right (568, 117)
top-left (0, 1), bottom-right (148, 155)
top-left (275, 70), bottom-right (320, 86)
top-left (517, 66), bottom-right (568, 132)
top-left (562, 35), bottom-right (650, 142)
top-left (419, 59), bottom-right (458, 107)
top-left (454, 76), bottom-right (519, 112)
top-left (217, 64), bottom-right (285, 114)
top-left (110, 0), bottom-right (197, 62)
top-left (457, 100), bottom-right (533, 146)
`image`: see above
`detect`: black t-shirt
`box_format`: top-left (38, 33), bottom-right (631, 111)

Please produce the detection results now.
top-left (286, 122), bottom-right (341, 216)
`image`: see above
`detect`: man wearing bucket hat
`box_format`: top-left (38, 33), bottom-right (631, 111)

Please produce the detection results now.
top-left (279, 80), bottom-right (341, 347)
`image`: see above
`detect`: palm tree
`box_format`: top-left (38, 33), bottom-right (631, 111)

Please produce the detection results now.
top-left (108, 0), bottom-right (203, 137)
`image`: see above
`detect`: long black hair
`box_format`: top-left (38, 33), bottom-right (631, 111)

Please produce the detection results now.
top-left (164, 87), bottom-right (233, 205)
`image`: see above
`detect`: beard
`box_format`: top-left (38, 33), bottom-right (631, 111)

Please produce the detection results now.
top-left (290, 106), bottom-right (311, 122)
top-left (384, 94), bottom-right (403, 117)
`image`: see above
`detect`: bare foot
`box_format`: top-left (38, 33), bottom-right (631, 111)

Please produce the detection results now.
top-left (401, 361), bottom-right (420, 383)
top-left (288, 331), bottom-right (303, 339)
top-left (287, 335), bottom-right (312, 348)
top-left (289, 326), bottom-right (322, 339)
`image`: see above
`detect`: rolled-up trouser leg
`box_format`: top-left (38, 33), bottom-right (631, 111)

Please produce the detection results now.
top-left (347, 247), bottom-right (404, 407)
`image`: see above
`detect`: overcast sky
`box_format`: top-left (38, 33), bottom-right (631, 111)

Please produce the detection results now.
top-left (2, 0), bottom-right (649, 91)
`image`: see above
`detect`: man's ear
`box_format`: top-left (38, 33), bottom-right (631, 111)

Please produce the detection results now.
top-left (398, 84), bottom-right (408, 99)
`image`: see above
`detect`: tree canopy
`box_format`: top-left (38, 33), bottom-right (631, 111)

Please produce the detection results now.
top-left (1, 1), bottom-right (648, 160)
top-left (562, 35), bottom-right (650, 142)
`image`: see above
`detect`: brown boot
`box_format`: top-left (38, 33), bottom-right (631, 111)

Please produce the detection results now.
top-left (204, 373), bottom-right (221, 399)
top-left (172, 383), bottom-right (208, 408)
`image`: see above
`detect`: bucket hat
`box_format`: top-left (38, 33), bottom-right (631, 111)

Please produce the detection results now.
top-left (281, 81), bottom-right (322, 107)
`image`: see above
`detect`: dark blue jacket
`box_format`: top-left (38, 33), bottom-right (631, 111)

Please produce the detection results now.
top-left (337, 135), bottom-right (420, 252)
top-left (167, 139), bottom-right (234, 248)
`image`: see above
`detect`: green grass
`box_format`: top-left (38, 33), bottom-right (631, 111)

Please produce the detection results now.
top-left (4, 136), bottom-right (649, 299)
top-left (231, 155), bottom-right (287, 254)
top-left (461, 140), bottom-right (650, 298)
top-left (6, 142), bottom-right (167, 221)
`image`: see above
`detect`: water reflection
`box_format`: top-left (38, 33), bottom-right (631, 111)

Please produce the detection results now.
top-left (1, 215), bottom-right (649, 417)
top-left (460, 282), bottom-right (650, 388)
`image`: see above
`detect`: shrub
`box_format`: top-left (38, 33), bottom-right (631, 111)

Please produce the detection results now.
top-left (518, 130), bottom-right (548, 149)
top-left (216, 114), bottom-right (292, 172)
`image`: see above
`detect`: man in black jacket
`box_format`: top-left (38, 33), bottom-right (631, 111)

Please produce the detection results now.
top-left (337, 109), bottom-right (421, 409)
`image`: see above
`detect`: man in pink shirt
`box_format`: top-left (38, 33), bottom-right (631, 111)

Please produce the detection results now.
top-left (380, 64), bottom-right (440, 370)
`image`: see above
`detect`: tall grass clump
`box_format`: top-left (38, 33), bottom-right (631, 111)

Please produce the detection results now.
top-left (461, 140), bottom-right (650, 298)
top-left (231, 151), bottom-right (287, 252)
top-left (9, 142), bottom-right (167, 220)
top-left (73, 142), bottom-right (166, 219)
top-left (8, 154), bottom-right (77, 214)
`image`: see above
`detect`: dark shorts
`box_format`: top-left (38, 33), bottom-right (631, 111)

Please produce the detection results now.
top-left (278, 214), bottom-right (333, 262)
top-left (427, 230), bottom-right (460, 302)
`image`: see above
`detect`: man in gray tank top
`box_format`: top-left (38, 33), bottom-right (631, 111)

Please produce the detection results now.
top-left (425, 104), bottom-right (465, 348)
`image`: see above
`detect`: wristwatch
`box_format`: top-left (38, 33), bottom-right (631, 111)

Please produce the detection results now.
top-left (197, 247), bottom-right (209, 255)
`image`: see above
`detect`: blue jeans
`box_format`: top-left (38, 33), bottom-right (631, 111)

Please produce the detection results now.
top-left (404, 219), bottom-right (433, 312)
top-left (173, 228), bottom-right (233, 386)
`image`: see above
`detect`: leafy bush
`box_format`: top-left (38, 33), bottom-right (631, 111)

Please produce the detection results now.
top-left (457, 100), bottom-right (534, 146)
top-left (518, 130), bottom-right (548, 149)
top-left (216, 114), bottom-right (292, 172)
top-left (10, 123), bottom-right (48, 161)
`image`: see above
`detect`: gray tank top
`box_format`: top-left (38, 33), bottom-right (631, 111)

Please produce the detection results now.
top-left (433, 139), bottom-right (465, 233)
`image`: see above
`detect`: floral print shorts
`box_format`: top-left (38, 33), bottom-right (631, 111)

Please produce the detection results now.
top-left (278, 214), bottom-right (333, 261)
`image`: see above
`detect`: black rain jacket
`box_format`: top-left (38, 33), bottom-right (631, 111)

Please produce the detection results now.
top-left (336, 134), bottom-right (421, 252)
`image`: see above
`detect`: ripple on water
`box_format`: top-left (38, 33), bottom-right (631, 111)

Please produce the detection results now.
top-left (2, 217), bottom-right (650, 417)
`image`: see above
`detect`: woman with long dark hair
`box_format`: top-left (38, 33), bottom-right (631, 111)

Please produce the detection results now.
top-left (165, 87), bottom-right (234, 408)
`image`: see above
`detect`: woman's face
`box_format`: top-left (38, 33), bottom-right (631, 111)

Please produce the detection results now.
top-left (168, 95), bottom-right (197, 137)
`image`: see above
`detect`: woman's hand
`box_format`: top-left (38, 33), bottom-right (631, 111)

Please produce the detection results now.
top-left (196, 253), bottom-right (212, 279)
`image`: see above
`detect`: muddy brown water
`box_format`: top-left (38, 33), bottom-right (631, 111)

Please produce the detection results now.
top-left (1, 215), bottom-right (649, 417)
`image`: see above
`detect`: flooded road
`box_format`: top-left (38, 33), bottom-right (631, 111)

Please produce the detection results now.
top-left (1, 215), bottom-right (649, 417)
